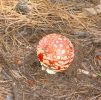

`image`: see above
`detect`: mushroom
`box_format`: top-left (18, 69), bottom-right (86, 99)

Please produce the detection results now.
top-left (37, 33), bottom-right (74, 74)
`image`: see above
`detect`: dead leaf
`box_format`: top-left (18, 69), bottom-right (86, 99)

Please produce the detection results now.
top-left (0, 98), bottom-right (5, 100)
top-left (14, 58), bottom-right (20, 66)
top-left (96, 55), bottom-right (101, 60)
top-left (10, 70), bottom-right (23, 79)
top-left (28, 80), bottom-right (35, 84)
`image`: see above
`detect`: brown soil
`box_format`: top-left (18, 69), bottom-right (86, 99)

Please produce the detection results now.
top-left (0, 0), bottom-right (101, 100)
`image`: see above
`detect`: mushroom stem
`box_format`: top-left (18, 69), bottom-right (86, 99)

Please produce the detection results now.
top-left (41, 63), bottom-right (56, 74)
top-left (46, 68), bottom-right (56, 74)
top-left (41, 66), bottom-right (46, 70)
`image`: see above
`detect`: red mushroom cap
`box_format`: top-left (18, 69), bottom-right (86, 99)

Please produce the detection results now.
top-left (37, 34), bottom-right (74, 72)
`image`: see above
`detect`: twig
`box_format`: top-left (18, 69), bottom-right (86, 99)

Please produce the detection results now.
top-left (6, 93), bottom-right (13, 100)
top-left (1, 70), bottom-right (13, 81)
top-left (12, 82), bottom-right (21, 100)
top-left (77, 68), bottom-right (97, 77)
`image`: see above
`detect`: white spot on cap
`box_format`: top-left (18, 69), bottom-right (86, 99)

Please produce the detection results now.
top-left (61, 50), bottom-right (65, 54)
top-left (60, 44), bottom-right (63, 47)
top-left (66, 46), bottom-right (69, 48)
top-left (67, 50), bottom-right (69, 53)
top-left (58, 49), bottom-right (61, 52)
top-left (58, 38), bottom-right (62, 40)
top-left (56, 41), bottom-right (59, 43)
top-left (69, 42), bottom-right (73, 46)
top-left (43, 38), bottom-right (48, 43)
top-left (53, 55), bottom-right (56, 58)
top-left (64, 56), bottom-right (67, 60)
top-left (54, 44), bottom-right (58, 48)
top-left (63, 64), bottom-right (69, 68)
top-left (58, 61), bottom-right (64, 64)
top-left (70, 52), bottom-right (74, 57)
top-left (64, 61), bottom-right (69, 64)
top-left (64, 37), bottom-right (67, 40)
top-left (57, 56), bottom-right (60, 59)
top-left (61, 57), bottom-right (64, 60)
top-left (54, 62), bottom-right (60, 66)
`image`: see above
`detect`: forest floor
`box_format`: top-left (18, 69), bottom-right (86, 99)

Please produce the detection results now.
top-left (0, 0), bottom-right (101, 100)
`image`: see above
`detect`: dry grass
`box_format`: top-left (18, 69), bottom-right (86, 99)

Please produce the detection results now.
top-left (0, 0), bottom-right (101, 100)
